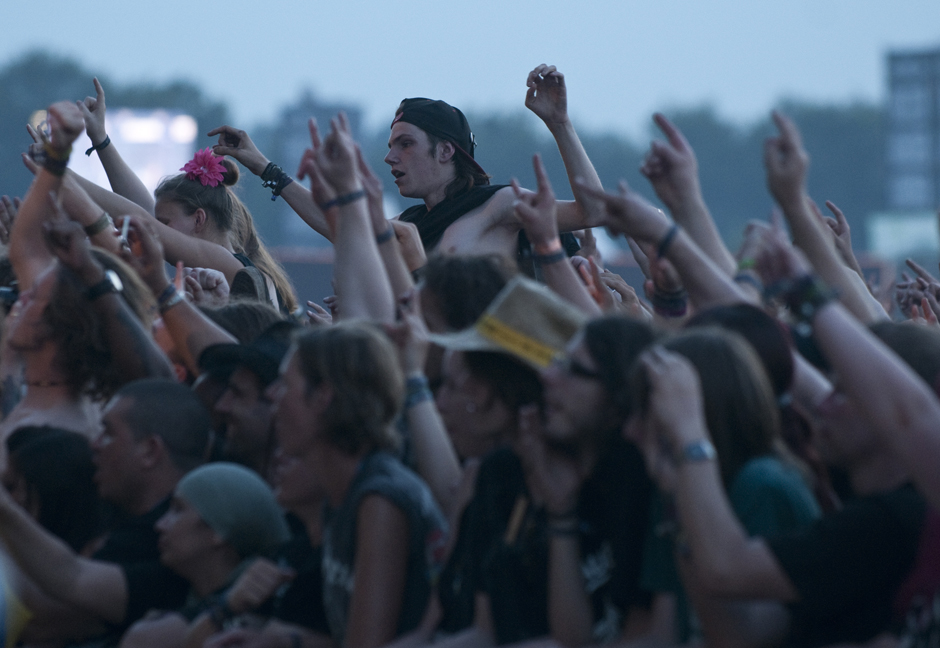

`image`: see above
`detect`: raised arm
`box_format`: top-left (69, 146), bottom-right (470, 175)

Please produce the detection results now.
top-left (43, 210), bottom-right (174, 384)
top-left (11, 102), bottom-right (85, 290)
top-left (357, 145), bottom-right (416, 299)
top-left (634, 347), bottom-right (798, 601)
top-left (0, 475), bottom-right (127, 624)
top-left (515, 406), bottom-right (594, 646)
top-left (119, 215), bottom-right (237, 375)
top-left (514, 154), bottom-right (601, 315)
top-left (754, 229), bottom-right (940, 511)
top-left (524, 65), bottom-right (605, 232)
top-left (764, 112), bottom-right (886, 323)
top-left (298, 115), bottom-right (395, 323)
top-left (641, 113), bottom-right (737, 275)
top-left (384, 294), bottom-right (461, 516)
top-left (210, 124), bottom-right (333, 240)
top-left (78, 78), bottom-right (155, 213)
top-left (575, 180), bottom-right (753, 312)
top-left (67, 170), bottom-right (245, 284)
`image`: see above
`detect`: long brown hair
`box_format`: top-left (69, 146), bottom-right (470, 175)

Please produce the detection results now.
top-left (155, 158), bottom-right (298, 313)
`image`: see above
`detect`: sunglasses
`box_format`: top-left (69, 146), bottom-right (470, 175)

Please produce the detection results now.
top-left (552, 355), bottom-right (602, 381)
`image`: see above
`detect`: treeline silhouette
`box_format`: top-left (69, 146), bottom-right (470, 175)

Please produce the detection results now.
top-left (0, 51), bottom-right (884, 253)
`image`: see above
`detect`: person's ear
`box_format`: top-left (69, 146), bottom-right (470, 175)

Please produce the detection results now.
top-left (437, 141), bottom-right (456, 164)
top-left (192, 208), bottom-right (208, 234)
top-left (137, 435), bottom-right (163, 469)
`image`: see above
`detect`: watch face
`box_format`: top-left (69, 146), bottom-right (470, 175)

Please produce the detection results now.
top-left (106, 270), bottom-right (123, 292)
top-left (87, 270), bottom-right (123, 301)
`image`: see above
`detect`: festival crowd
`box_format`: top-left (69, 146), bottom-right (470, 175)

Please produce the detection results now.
top-left (0, 63), bottom-right (938, 648)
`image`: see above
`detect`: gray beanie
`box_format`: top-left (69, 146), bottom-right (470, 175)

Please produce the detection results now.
top-left (176, 462), bottom-right (290, 557)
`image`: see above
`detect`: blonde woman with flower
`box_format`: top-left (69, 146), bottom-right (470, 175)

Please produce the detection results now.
top-left (69, 78), bottom-right (297, 314)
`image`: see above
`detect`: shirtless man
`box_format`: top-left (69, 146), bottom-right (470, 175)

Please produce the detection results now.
top-left (211, 64), bottom-right (604, 264)
top-left (387, 64), bottom-right (605, 261)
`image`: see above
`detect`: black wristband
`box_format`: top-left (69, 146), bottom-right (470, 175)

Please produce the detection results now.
top-left (319, 189), bottom-right (366, 211)
top-left (375, 226), bottom-right (395, 245)
top-left (651, 287), bottom-right (688, 318)
top-left (42, 143), bottom-right (70, 177)
top-left (84, 212), bottom-right (113, 237)
top-left (532, 249), bottom-right (567, 265)
top-left (657, 223), bottom-right (680, 258)
top-left (260, 163), bottom-right (294, 201)
top-left (765, 274), bottom-right (837, 334)
top-left (85, 135), bottom-right (111, 156)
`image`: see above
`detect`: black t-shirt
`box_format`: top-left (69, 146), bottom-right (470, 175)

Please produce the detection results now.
top-left (269, 519), bottom-right (330, 634)
top-left (321, 451), bottom-right (447, 645)
top-left (456, 439), bottom-right (651, 644)
top-left (82, 497), bottom-right (190, 640)
top-left (768, 483), bottom-right (927, 647)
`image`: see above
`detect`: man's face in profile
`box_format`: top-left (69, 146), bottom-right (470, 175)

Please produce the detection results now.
top-left (385, 122), bottom-right (445, 199)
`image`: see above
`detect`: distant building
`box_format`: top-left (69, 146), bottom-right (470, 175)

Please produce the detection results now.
top-left (886, 48), bottom-right (940, 210)
top-left (869, 48), bottom-right (940, 261)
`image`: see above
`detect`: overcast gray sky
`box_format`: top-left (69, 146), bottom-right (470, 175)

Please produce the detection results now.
top-left (3, 1), bottom-right (939, 138)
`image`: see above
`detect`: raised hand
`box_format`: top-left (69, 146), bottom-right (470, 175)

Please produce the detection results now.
top-left (208, 125), bottom-right (269, 176)
top-left (118, 215), bottom-right (170, 296)
top-left (306, 300), bottom-right (333, 327)
top-left (575, 179), bottom-right (673, 244)
top-left (355, 144), bottom-right (387, 228)
top-left (911, 296), bottom-right (940, 328)
top-left (297, 113), bottom-right (361, 201)
top-left (512, 153), bottom-right (559, 248)
top-left (383, 290), bottom-right (430, 375)
top-left (641, 113), bottom-right (702, 210)
top-left (46, 101), bottom-right (85, 154)
top-left (516, 404), bottom-right (584, 516)
top-left (391, 220), bottom-right (427, 272)
top-left (627, 347), bottom-right (708, 492)
top-left (823, 201), bottom-right (856, 259)
top-left (598, 267), bottom-right (649, 319)
top-left (77, 78), bottom-right (108, 146)
top-left (571, 228), bottom-right (602, 266)
top-left (764, 111), bottom-right (809, 207)
top-left (224, 557), bottom-right (294, 615)
top-left (753, 225), bottom-right (814, 288)
top-left (183, 267), bottom-right (229, 307)
top-left (525, 64), bottom-right (569, 127)
top-left (42, 194), bottom-right (98, 281)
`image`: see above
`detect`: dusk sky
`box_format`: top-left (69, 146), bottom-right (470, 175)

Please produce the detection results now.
top-left (2, 1), bottom-right (939, 138)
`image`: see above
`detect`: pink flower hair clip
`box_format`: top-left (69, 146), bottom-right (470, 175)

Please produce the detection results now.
top-left (182, 148), bottom-right (226, 187)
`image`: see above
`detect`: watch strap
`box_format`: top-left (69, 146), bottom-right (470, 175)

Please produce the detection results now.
top-left (86, 270), bottom-right (121, 301)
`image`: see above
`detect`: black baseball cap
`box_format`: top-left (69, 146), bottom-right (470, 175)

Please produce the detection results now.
top-left (198, 320), bottom-right (299, 388)
top-left (392, 98), bottom-right (486, 175)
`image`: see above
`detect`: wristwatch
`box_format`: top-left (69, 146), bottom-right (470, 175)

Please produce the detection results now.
top-left (86, 270), bottom-right (123, 301)
top-left (679, 439), bottom-right (717, 463)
